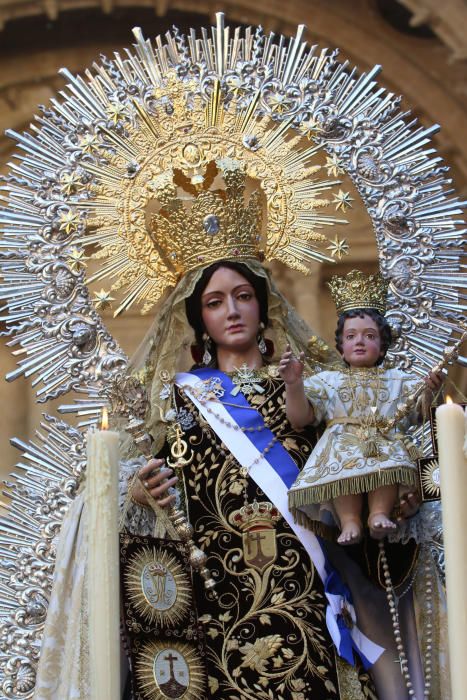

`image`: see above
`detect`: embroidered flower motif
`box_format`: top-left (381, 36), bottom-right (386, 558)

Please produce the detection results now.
top-left (290, 678), bottom-right (307, 699)
top-left (208, 676), bottom-right (219, 693)
top-left (229, 479), bottom-right (246, 495)
top-left (235, 634), bottom-right (283, 674)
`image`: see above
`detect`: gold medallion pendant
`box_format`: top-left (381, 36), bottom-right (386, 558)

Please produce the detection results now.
top-left (230, 501), bottom-right (281, 574)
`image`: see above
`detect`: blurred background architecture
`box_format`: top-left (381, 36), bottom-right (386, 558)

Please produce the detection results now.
top-left (0, 0), bottom-right (465, 478)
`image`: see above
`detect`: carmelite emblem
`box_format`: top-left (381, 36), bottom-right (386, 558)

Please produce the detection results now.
top-left (230, 500), bottom-right (281, 574)
top-left (135, 640), bottom-right (206, 700)
top-left (124, 545), bottom-right (192, 627)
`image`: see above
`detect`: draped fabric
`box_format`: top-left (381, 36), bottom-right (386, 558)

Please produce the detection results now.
top-left (154, 375), bottom-right (377, 699)
top-left (34, 492), bottom-right (90, 699)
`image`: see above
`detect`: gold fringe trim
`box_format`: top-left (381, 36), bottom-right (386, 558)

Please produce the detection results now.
top-left (288, 467), bottom-right (417, 509)
top-left (292, 508), bottom-right (336, 539)
top-left (335, 654), bottom-right (369, 700)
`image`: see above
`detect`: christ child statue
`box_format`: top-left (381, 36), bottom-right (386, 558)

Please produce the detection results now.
top-left (281, 270), bottom-right (441, 545)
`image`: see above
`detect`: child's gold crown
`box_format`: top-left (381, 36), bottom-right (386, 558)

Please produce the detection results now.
top-left (328, 269), bottom-right (388, 315)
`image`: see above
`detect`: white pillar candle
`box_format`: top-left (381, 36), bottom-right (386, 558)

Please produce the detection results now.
top-left (87, 411), bottom-right (121, 700)
top-left (436, 398), bottom-right (467, 700)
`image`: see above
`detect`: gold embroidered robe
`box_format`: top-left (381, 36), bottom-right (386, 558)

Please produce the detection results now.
top-left (142, 376), bottom-right (377, 699)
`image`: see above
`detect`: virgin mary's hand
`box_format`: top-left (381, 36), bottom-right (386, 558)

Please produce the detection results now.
top-left (131, 458), bottom-right (178, 507)
top-left (396, 490), bottom-right (420, 523)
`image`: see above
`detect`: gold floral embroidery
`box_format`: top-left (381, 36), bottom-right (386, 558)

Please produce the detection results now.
top-left (170, 378), bottom-right (375, 698)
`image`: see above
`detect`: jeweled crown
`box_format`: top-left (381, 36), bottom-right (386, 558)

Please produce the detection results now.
top-left (149, 158), bottom-right (262, 277)
top-left (229, 500), bottom-right (281, 531)
top-left (328, 269), bottom-right (389, 315)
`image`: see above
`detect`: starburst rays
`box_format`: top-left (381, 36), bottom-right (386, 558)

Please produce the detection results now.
top-left (75, 85), bottom-right (348, 314)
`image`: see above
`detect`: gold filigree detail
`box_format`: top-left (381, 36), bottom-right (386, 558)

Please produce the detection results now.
top-left (328, 269), bottom-right (389, 315)
top-left (135, 640), bottom-right (206, 700)
top-left (78, 74), bottom-right (349, 315)
top-left (124, 546), bottom-right (191, 627)
top-left (148, 159), bottom-right (262, 277)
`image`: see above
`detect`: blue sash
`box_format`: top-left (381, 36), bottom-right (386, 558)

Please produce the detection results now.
top-left (193, 367), bottom-right (298, 486)
top-left (190, 367), bottom-right (377, 669)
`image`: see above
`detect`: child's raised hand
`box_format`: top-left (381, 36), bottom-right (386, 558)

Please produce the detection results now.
top-left (279, 345), bottom-right (305, 385)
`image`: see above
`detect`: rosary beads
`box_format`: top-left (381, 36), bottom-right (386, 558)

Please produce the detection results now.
top-left (379, 541), bottom-right (433, 698)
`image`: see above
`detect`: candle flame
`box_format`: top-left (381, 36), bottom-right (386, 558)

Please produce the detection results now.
top-left (101, 407), bottom-right (109, 430)
top-left (446, 395), bottom-right (453, 405)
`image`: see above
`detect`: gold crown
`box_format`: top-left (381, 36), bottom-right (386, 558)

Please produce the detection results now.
top-left (149, 158), bottom-right (262, 276)
top-left (328, 269), bottom-right (388, 315)
top-left (229, 500), bottom-right (281, 531)
top-left (82, 62), bottom-right (350, 315)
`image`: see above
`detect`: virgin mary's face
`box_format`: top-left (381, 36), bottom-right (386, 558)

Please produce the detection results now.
top-left (200, 267), bottom-right (261, 353)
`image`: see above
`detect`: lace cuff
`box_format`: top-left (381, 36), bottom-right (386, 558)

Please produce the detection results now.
top-left (388, 501), bottom-right (443, 545)
top-left (119, 457), bottom-right (157, 536)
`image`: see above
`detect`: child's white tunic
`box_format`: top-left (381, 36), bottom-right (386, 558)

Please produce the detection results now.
top-left (288, 367), bottom-right (420, 527)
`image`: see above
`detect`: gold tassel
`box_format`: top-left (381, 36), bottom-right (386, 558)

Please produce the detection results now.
top-left (402, 437), bottom-right (421, 461)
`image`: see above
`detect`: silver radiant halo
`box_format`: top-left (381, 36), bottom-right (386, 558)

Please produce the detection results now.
top-left (0, 13), bottom-right (464, 698)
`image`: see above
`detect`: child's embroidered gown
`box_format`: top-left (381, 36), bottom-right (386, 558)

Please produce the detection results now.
top-left (288, 366), bottom-right (420, 530)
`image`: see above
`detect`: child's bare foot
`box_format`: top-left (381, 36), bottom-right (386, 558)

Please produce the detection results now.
top-left (337, 519), bottom-right (362, 545)
top-left (368, 512), bottom-right (397, 540)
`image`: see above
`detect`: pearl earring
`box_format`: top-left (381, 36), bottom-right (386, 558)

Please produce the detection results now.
top-left (258, 322), bottom-right (267, 354)
top-left (202, 332), bottom-right (212, 365)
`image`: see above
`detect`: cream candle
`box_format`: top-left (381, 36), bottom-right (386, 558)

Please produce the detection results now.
top-left (436, 397), bottom-right (467, 700)
top-left (87, 409), bottom-right (121, 700)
